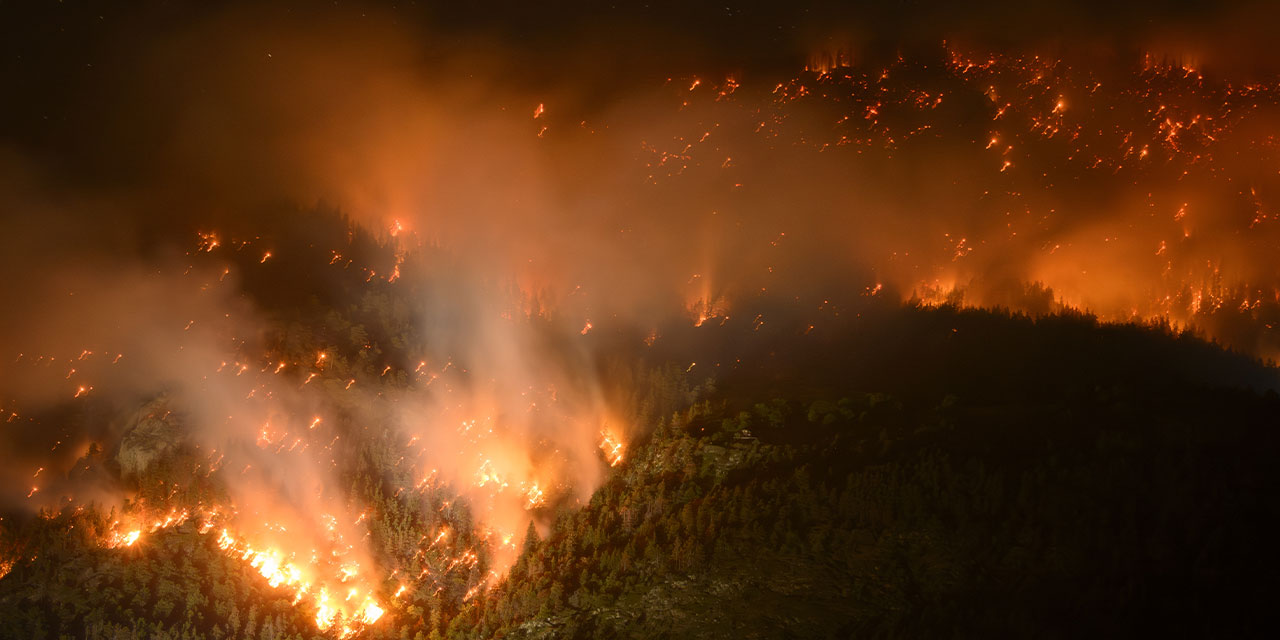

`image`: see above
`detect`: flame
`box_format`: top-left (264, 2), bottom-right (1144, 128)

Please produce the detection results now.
top-left (14, 42), bottom-right (1280, 640)
top-left (215, 527), bottom-right (384, 636)
top-left (522, 481), bottom-right (546, 510)
top-left (117, 530), bottom-right (141, 547)
top-left (95, 505), bottom-right (384, 636)
top-left (196, 231), bottom-right (220, 252)
top-left (600, 429), bottom-right (625, 467)
top-left (688, 295), bottom-right (730, 328)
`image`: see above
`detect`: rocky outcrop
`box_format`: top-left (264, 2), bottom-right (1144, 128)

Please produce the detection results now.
top-left (116, 397), bottom-right (183, 477)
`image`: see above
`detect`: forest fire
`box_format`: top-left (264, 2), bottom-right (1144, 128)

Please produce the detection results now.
top-left (2, 2), bottom-right (1280, 638)
top-left (97, 504), bottom-right (387, 635)
top-left (600, 430), bottom-right (626, 467)
top-left (215, 528), bottom-right (385, 635)
top-left (103, 508), bottom-right (195, 549)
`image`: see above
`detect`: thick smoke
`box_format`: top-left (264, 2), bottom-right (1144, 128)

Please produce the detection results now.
top-left (3, 0), bottom-right (1280, 609)
top-left (0, 180), bottom-right (383, 604)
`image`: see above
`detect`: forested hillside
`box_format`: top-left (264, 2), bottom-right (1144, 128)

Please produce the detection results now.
top-left (2, 212), bottom-right (1277, 638)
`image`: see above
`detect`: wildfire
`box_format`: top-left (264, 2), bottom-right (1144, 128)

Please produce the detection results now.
top-left (215, 527), bottom-right (385, 635)
top-left (688, 296), bottom-right (730, 327)
top-left (96, 505), bottom-right (385, 636)
top-left (13, 40), bottom-right (1280, 640)
top-left (522, 481), bottom-right (546, 510)
top-left (104, 508), bottom-right (194, 548)
top-left (600, 429), bottom-right (625, 467)
top-left (474, 459), bottom-right (508, 490)
top-left (196, 231), bottom-right (220, 252)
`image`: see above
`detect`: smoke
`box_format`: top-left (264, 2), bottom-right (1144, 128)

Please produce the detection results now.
top-left (3, 1), bottom-right (1280, 617)
top-left (0, 6), bottom-right (636, 585)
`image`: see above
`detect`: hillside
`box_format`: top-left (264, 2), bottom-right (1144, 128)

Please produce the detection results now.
top-left (2, 289), bottom-right (1278, 638)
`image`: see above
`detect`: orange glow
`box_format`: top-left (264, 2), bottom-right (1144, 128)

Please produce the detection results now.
top-left (9, 33), bottom-right (1280, 640)
top-left (600, 429), bottom-right (625, 467)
